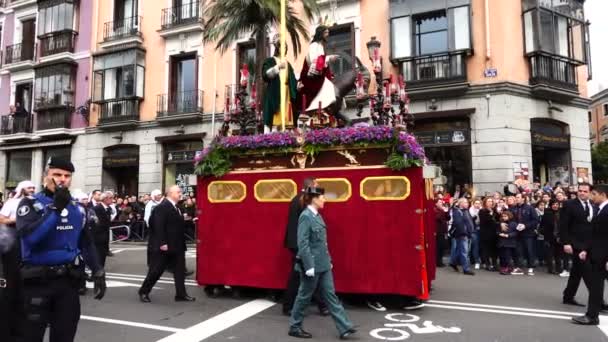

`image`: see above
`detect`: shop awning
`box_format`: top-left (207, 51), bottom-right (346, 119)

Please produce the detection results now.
top-left (412, 108), bottom-right (476, 121)
top-left (0, 138), bottom-right (73, 151)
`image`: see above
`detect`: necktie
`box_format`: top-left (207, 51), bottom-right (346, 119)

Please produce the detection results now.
top-left (106, 207), bottom-right (112, 217)
top-left (584, 201), bottom-right (590, 219)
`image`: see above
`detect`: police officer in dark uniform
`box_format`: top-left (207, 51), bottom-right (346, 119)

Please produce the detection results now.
top-left (16, 157), bottom-right (107, 342)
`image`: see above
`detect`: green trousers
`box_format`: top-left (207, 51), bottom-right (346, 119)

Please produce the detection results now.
top-left (289, 270), bottom-right (353, 335)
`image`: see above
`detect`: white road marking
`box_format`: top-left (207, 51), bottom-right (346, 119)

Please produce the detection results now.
top-left (599, 316), bottom-right (608, 337)
top-left (425, 303), bottom-right (575, 320)
top-left (86, 279), bottom-right (162, 289)
top-left (110, 247), bottom-right (148, 252)
top-left (428, 299), bottom-right (585, 316)
top-left (81, 315), bottom-right (184, 333)
top-left (107, 272), bottom-right (198, 284)
top-left (156, 299), bottom-right (276, 342)
top-left (106, 275), bottom-right (197, 287)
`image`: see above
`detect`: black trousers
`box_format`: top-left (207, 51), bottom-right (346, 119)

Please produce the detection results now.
top-left (544, 241), bottom-right (569, 273)
top-left (586, 259), bottom-right (607, 319)
top-left (283, 256), bottom-right (326, 313)
top-left (436, 234), bottom-right (447, 266)
top-left (140, 251), bottom-right (187, 297)
top-left (21, 277), bottom-right (81, 342)
top-left (0, 246), bottom-right (24, 342)
top-left (95, 241), bottom-right (108, 268)
top-left (481, 238), bottom-right (498, 267)
top-left (563, 249), bottom-right (592, 300)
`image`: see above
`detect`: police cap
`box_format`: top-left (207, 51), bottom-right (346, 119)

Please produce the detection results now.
top-left (47, 157), bottom-right (75, 173)
top-left (305, 187), bottom-right (325, 196)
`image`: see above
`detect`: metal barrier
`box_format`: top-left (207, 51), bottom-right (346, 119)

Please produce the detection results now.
top-left (110, 225), bottom-right (131, 243)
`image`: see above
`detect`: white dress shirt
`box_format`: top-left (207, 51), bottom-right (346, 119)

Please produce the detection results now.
top-left (307, 205), bottom-right (319, 216)
top-left (579, 199), bottom-right (593, 222)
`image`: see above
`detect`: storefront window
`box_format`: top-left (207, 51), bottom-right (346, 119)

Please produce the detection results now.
top-left (6, 150), bottom-right (32, 189)
top-left (316, 178), bottom-right (351, 202)
top-left (164, 141), bottom-right (204, 197)
top-left (361, 177), bottom-right (410, 201)
top-left (208, 181), bottom-right (246, 203)
top-left (43, 147), bottom-right (71, 165)
top-left (254, 179), bottom-right (297, 202)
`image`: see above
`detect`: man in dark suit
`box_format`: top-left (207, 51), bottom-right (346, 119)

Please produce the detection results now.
top-left (138, 185), bottom-right (194, 303)
top-left (560, 183), bottom-right (594, 306)
top-left (92, 191), bottom-right (114, 267)
top-left (573, 184), bottom-right (608, 325)
top-left (283, 177), bottom-right (328, 316)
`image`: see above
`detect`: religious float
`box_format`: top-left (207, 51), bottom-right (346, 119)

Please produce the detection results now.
top-left (194, 29), bottom-right (437, 299)
top-left (193, 124), bottom-right (437, 298)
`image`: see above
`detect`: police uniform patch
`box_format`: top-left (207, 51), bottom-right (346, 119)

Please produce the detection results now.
top-left (17, 205), bottom-right (30, 216)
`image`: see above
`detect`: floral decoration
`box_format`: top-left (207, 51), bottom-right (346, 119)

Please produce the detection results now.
top-left (194, 126), bottom-right (425, 177)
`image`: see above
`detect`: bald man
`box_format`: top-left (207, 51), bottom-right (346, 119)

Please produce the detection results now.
top-left (138, 186), bottom-right (194, 303)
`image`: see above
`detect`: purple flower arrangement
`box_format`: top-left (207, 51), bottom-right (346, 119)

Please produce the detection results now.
top-left (219, 131), bottom-right (298, 150)
top-left (194, 126), bottom-right (425, 176)
top-left (304, 126), bottom-right (394, 146)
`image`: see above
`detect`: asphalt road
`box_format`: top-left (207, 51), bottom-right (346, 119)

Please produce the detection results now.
top-left (63, 244), bottom-right (608, 342)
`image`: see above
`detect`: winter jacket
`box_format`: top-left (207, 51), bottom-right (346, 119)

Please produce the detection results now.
top-left (450, 208), bottom-right (474, 238)
top-left (497, 221), bottom-right (518, 248)
top-left (509, 204), bottom-right (539, 238)
top-left (479, 208), bottom-right (499, 242)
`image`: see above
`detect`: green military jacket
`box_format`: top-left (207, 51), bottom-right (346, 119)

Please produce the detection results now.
top-left (297, 207), bottom-right (332, 273)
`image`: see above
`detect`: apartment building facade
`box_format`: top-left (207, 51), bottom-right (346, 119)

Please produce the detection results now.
top-left (590, 88), bottom-right (608, 147)
top-left (0, 0), bottom-right (93, 191)
top-left (1, 0), bottom-right (590, 196)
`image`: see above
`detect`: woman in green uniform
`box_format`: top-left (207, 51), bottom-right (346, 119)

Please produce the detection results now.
top-left (288, 187), bottom-right (357, 339)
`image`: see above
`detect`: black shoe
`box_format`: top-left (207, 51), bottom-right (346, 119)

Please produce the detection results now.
top-left (563, 298), bottom-right (585, 307)
top-left (449, 264), bottom-right (459, 272)
top-left (437, 263), bottom-right (446, 268)
top-left (572, 315), bottom-right (599, 325)
top-left (463, 270), bottom-right (475, 276)
top-left (185, 270), bottom-right (194, 277)
top-left (107, 250), bottom-right (114, 257)
top-left (601, 304), bottom-right (608, 312)
top-left (175, 295), bottom-right (196, 302)
top-left (288, 329), bottom-right (312, 338)
top-left (319, 307), bottom-right (330, 316)
top-left (340, 328), bottom-right (357, 340)
top-left (139, 293), bottom-right (151, 303)
top-left (78, 287), bottom-right (88, 296)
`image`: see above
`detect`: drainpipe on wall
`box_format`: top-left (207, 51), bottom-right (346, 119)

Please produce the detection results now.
top-left (485, 0), bottom-right (491, 60)
top-left (211, 50), bottom-right (218, 137)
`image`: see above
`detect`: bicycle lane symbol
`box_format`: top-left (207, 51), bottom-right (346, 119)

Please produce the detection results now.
top-left (369, 313), bottom-right (462, 340)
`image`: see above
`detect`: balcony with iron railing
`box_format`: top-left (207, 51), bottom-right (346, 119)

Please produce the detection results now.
top-left (402, 51), bottom-right (467, 85)
top-left (97, 98), bottom-right (140, 126)
top-left (160, 1), bottom-right (203, 32)
top-left (39, 30), bottom-right (77, 58)
top-left (3, 42), bottom-right (36, 65)
top-left (103, 16), bottom-right (142, 43)
top-left (36, 108), bottom-right (72, 131)
top-left (0, 115), bottom-right (33, 135)
top-left (399, 50), bottom-right (469, 99)
top-left (528, 52), bottom-right (579, 95)
top-left (157, 90), bottom-right (203, 115)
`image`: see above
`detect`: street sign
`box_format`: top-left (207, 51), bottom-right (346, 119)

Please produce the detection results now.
top-left (484, 68), bottom-right (498, 77)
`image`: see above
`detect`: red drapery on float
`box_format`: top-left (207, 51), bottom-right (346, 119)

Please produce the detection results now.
top-left (196, 167), bottom-right (432, 297)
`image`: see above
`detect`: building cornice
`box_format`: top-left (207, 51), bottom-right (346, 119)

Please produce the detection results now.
top-left (591, 88), bottom-right (608, 105)
top-left (465, 82), bottom-right (591, 109)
